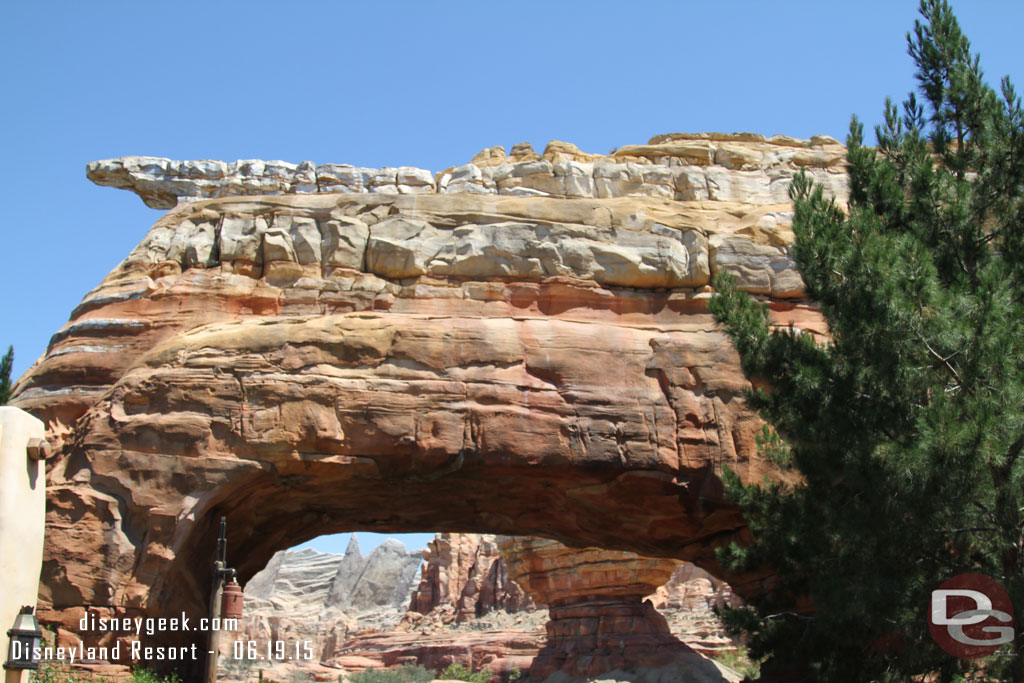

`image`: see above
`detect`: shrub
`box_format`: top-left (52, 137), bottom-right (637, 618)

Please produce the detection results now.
top-left (28, 664), bottom-right (181, 683)
top-left (439, 663), bottom-right (491, 683)
top-left (30, 663), bottom-right (88, 683)
top-left (347, 664), bottom-right (434, 683)
top-left (130, 669), bottom-right (180, 683)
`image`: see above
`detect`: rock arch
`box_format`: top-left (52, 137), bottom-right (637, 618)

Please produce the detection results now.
top-left (14, 133), bottom-right (835, 677)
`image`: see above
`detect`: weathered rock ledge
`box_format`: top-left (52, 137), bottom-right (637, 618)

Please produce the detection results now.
top-left (88, 132), bottom-right (848, 210)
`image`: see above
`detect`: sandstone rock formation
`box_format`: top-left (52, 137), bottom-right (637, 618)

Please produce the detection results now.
top-left (651, 564), bottom-right (740, 656)
top-left (241, 535), bottom-right (423, 633)
top-left (408, 533), bottom-right (533, 622)
top-left (13, 132), bottom-right (832, 678)
top-left (225, 533), bottom-right (542, 681)
top-left (499, 537), bottom-right (737, 681)
top-left (334, 629), bottom-right (545, 679)
top-left (87, 134), bottom-right (847, 211)
top-left (360, 532), bottom-right (545, 679)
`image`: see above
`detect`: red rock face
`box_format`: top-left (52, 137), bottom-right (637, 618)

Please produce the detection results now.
top-left (12, 135), bottom-right (832, 677)
top-left (500, 536), bottom-right (719, 680)
top-left (409, 533), bottom-right (534, 621)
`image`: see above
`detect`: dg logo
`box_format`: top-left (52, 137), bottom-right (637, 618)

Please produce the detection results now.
top-left (930, 573), bottom-right (1015, 658)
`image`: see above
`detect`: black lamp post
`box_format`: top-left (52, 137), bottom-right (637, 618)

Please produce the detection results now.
top-left (4, 606), bottom-right (42, 671)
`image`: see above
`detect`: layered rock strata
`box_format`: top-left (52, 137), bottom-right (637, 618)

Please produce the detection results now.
top-left (228, 533), bottom-right (543, 681)
top-left (16, 192), bottom-right (824, 428)
top-left (238, 536), bottom-right (423, 644)
top-left (499, 537), bottom-right (735, 681)
top-left (329, 533), bottom-right (737, 680)
top-left (236, 533), bottom-right (739, 681)
top-left (13, 132), bottom-right (829, 677)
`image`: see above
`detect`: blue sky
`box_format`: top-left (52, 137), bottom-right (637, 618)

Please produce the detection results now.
top-left (2, 1), bottom-right (1021, 556)
top-left (292, 531), bottom-right (428, 557)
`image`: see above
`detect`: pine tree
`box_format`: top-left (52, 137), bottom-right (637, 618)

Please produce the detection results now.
top-left (708, 1), bottom-right (1024, 680)
top-left (0, 345), bottom-right (12, 405)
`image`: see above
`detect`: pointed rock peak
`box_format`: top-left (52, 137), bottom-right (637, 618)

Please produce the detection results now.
top-left (374, 537), bottom-right (408, 554)
top-left (345, 533), bottom-right (362, 560)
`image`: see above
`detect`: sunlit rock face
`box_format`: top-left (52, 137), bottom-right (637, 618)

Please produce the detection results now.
top-left (330, 533), bottom-right (546, 679)
top-left (408, 532), bottom-right (534, 621)
top-left (87, 133), bottom-right (847, 211)
top-left (244, 534), bottom-right (423, 628)
top-left (15, 132), bottom-right (830, 676)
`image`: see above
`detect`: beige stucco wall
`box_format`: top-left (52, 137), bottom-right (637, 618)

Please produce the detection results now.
top-left (0, 407), bottom-right (46, 664)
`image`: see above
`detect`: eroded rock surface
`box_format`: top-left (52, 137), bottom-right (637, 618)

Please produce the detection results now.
top-left (409, 533), bottom-right (533, 622)
top-left (499, 537), bottom-right (736, 681)
top-left (15, 132), bottom-right (830, 678)
top-left (87, 133), bottom-right (847, 210)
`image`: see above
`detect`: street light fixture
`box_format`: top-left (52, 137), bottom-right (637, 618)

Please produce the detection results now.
top-left (4, 607), bottom-right (42, 671)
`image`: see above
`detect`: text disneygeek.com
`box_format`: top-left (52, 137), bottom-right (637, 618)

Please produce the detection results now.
top-left (79, 612), bottom-right (238, 636)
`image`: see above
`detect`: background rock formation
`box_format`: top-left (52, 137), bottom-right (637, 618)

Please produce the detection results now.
top-left (223, 535), bottom-right (422, 679)
top-left (500, 536), bottom-right (738, 681)
top-left (225, 533), bottom-right (740, 682)
top-left (243, 535), bottom-right (423, 633)
top-left (409, 533), bottom-right (533, 621)
top-left (13, 132), bottom-right (830, 678)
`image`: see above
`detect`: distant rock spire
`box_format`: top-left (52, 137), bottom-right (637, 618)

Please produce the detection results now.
top-left (345, 532), bottom-right (362, 560)
top-left (326, 533), bottom-right (421, 611)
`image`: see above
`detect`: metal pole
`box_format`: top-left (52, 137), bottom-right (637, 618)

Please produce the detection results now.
top-left (5, 668), bottom-right (24, 683)
top-left (204, 517), bottom-right (228, 683)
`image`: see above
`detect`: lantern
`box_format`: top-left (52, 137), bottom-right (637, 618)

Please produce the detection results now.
top-left (5, 606), bottom-right (42, 670)
top-left (220, 578), bottom-right (244, 622)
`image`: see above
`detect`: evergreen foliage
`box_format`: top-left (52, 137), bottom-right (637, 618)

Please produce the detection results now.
top-left (0, 345), bottom-right (12, 405)
top-left (709, 1), bottom-right (1024, 680)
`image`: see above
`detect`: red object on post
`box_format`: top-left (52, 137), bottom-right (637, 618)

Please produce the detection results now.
top-left (220, 578), bottom-right (243, 622)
